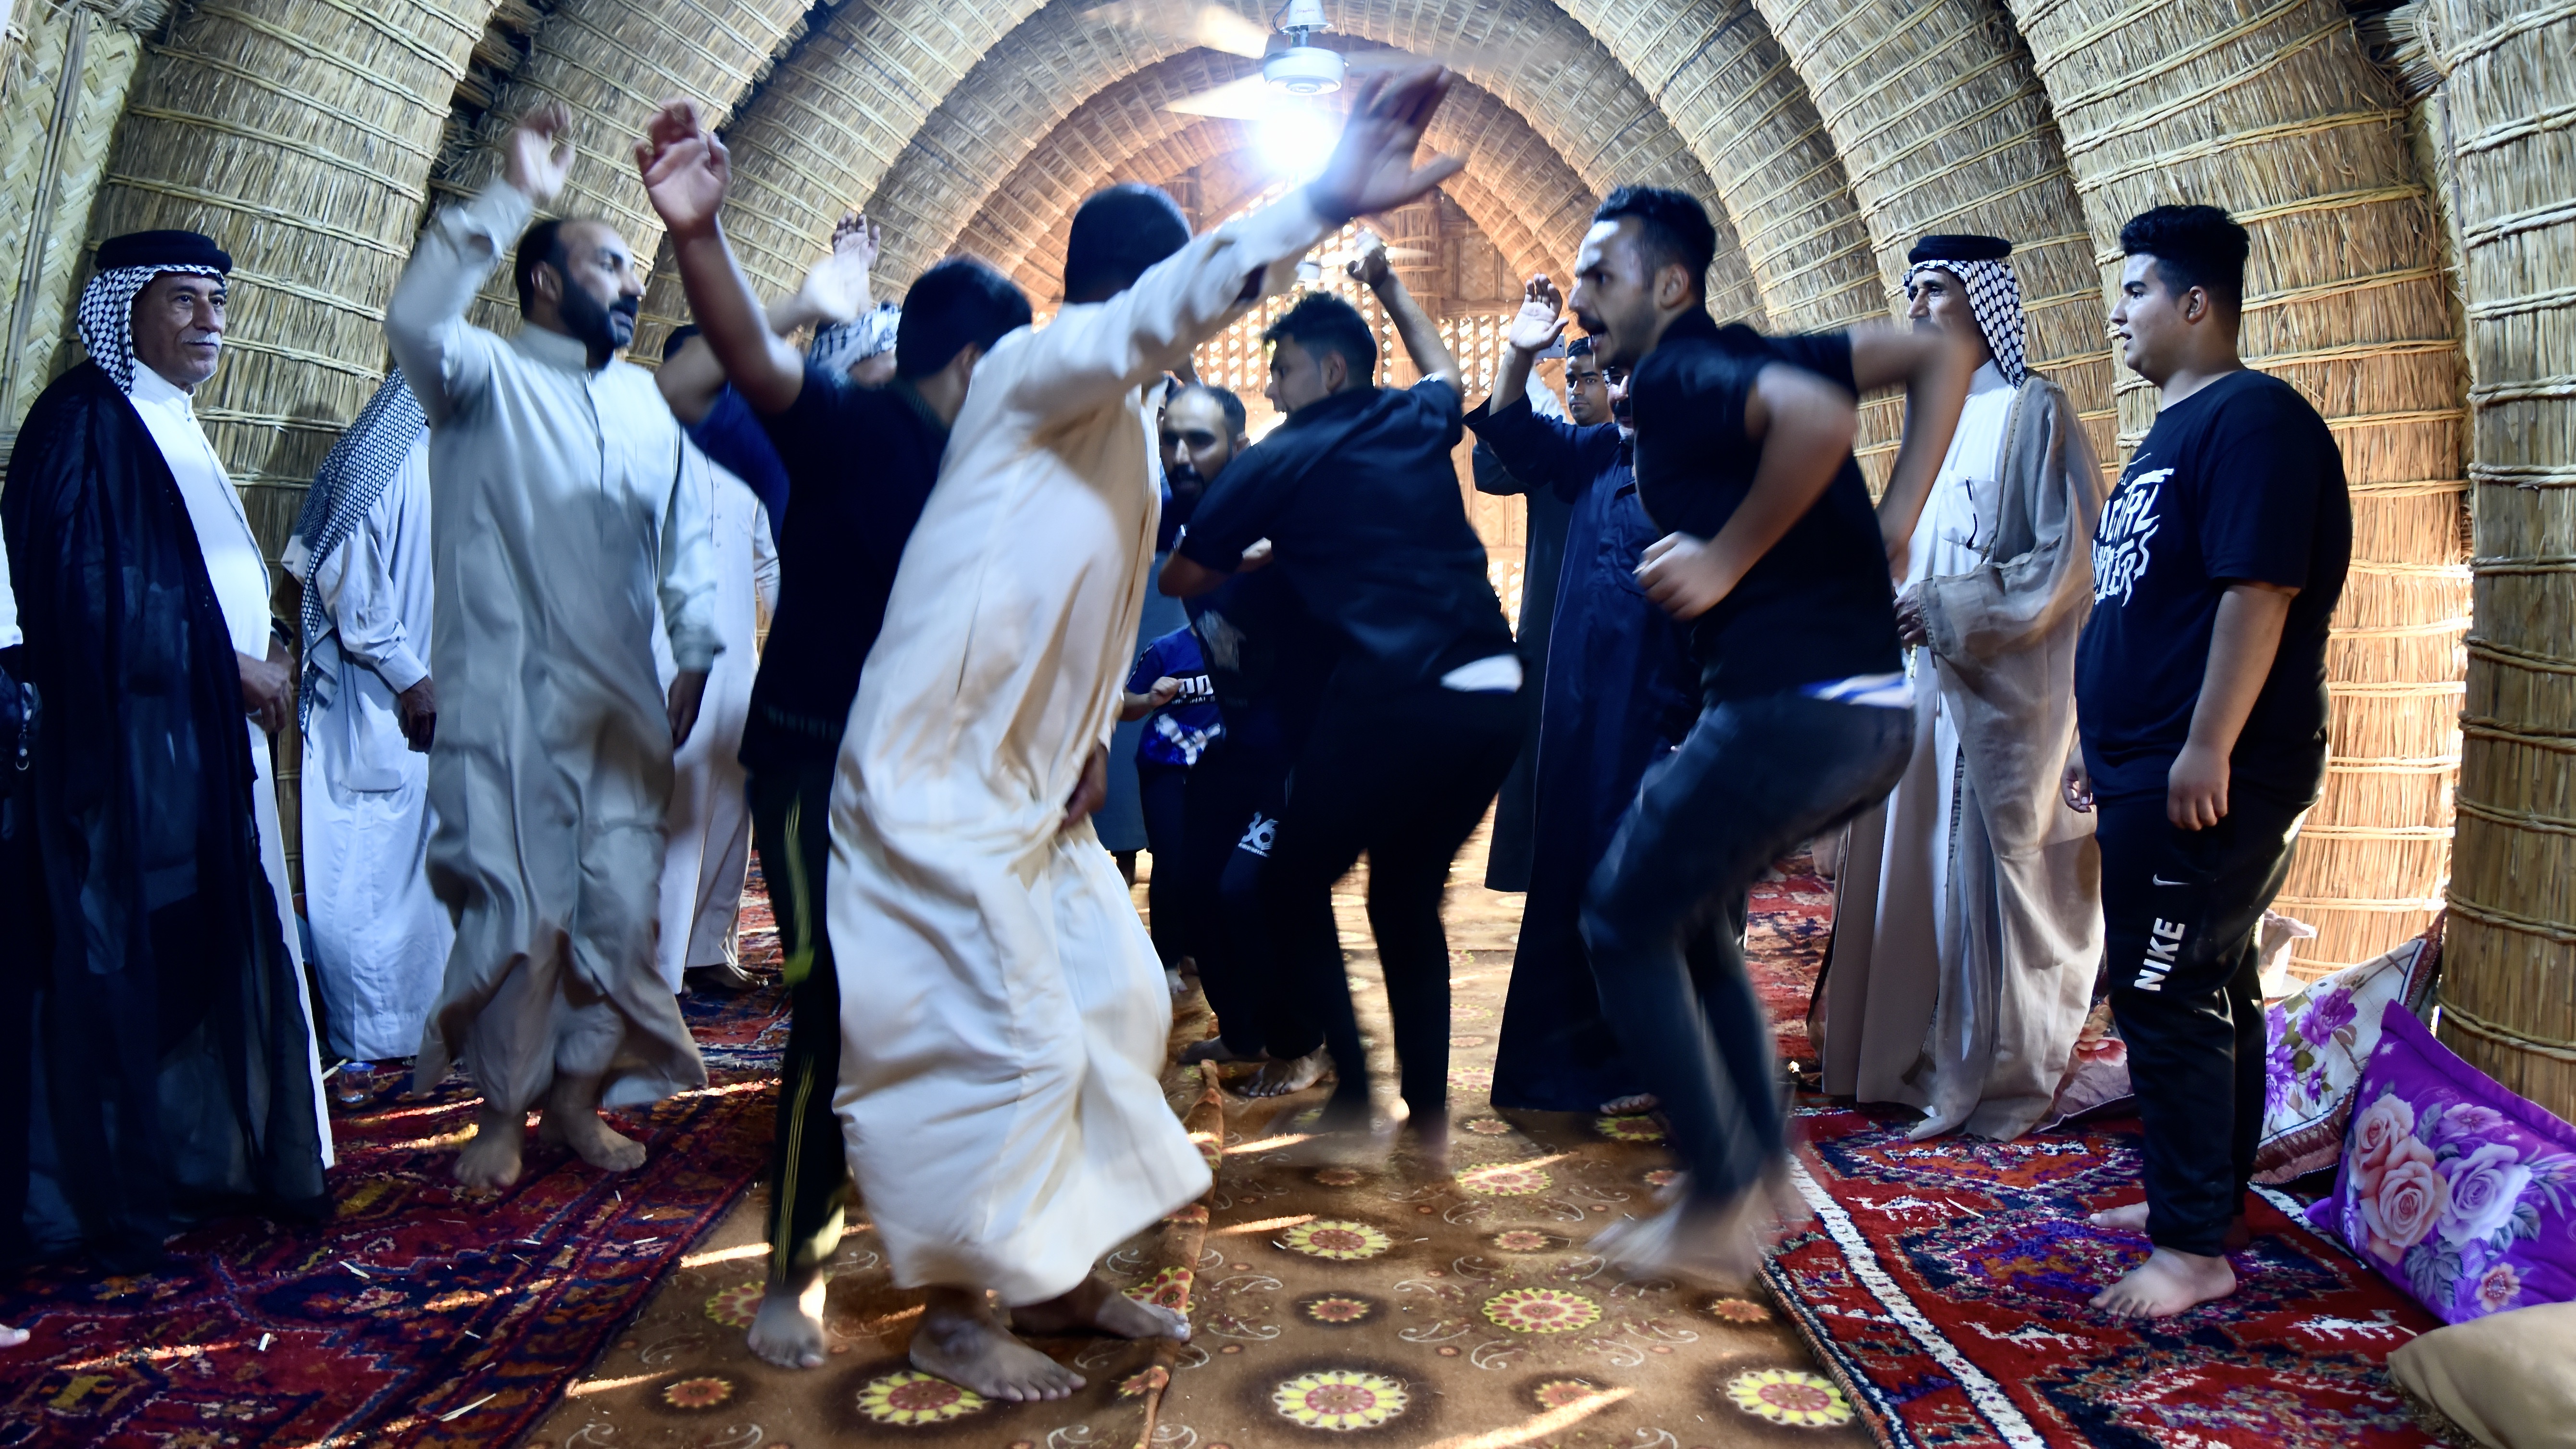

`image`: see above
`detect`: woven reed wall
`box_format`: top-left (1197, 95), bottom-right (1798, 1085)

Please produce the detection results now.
top-left (0, 0), bottom-right (153, 438)
top-left (443, 0), bottom-right (812, 339)
top-left (1750, 0), bottom-right (2118, 474)
top-left (1551, 0), bottom-right (1899, 482)
top-left (629, 1), bottom-right (1054, 366)
top-left (2414, 0), bottom-right (2576, 1116)
top-left (2009, 0), bottom-right (2471, 979)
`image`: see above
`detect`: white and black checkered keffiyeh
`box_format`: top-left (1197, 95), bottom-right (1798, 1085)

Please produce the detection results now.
top-left (77, 263), bottom-right (225, 394)
top-left (809, 301), bottom-right (901, 379)
top-left (285, 373), bottom-right (429, 728)
top-left (1904, 257), bottom-right (2029, 387)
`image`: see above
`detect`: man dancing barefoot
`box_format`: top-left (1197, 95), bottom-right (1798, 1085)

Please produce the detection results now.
top-left (639, 66), bottom-right (1467, 1399)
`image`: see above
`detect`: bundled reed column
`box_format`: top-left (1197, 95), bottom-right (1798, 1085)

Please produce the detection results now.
top-left (2420, 0), bottom-right (2576, 1117)
top-left (2009, 0), bottom-right (2472, 980)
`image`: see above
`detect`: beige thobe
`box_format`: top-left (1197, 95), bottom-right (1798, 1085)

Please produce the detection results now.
top-left (388, 178), bottom-right (721, 1112)
top-left (828, 191), bottom-right (1335, 1304)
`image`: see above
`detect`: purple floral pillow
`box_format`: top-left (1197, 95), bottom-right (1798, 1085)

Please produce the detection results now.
top-left (2307, 1001), bottom-right (2576, 1323)
top-left (2254, 920), bottom-right (2441, 1183)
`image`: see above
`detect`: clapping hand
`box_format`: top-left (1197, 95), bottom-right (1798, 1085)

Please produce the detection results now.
top-left (635, 99), bottom-right (730, 240)
top-left (1636, 533), bottom-right (1736, 622)
top-left (506, 100), bottom-right (576, 207)
top-left (1507, 274), bottom-right (1568, 355)
top-left (796, 209), bottom-right (880, 324)
top-left (1345, 229), bottom-right (1392, 288)
top-left (1307, 66), bottom-right (1464, 224)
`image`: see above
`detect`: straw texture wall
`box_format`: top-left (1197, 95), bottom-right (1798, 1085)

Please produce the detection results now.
top-left (2008, 0), bottom-right (2472, 979)
top-left (83, 0), bottom-right (491, 554)
top-left (1748, 0), bottom-right (2117, 471)
top-left (0, 0), bottom-right (154, 439)
top-left (2412, 0), bottom-right (2576, 1117)
top-left (442, 0), bottom-right (812, 338)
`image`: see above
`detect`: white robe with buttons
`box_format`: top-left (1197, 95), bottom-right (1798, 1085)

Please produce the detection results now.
top-left (828, 192), bottom-right (1335, 1303)
top-left (299, 435), bottom-right (454, 1061)
top-left (387, 178), bottom-right (721, 1112)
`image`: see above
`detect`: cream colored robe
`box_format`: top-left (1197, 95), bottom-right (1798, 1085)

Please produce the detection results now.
top-left (828, 191), bottom-right (1334, 1304)
top-left (388, 178), bottom-right (721, 1112)
top-left (1822, 372), bottom-right (2106, 1141)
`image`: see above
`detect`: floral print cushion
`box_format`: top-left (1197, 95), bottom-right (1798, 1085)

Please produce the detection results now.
top-left (2253, 918), bottom-right (2442, 1183)
top-left (2307, 1000), bottom-right (2576, 1323)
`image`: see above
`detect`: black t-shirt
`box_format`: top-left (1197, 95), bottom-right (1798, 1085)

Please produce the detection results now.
top-left (1627, 311), bottom-right (1900, 699)
top-left (2074, 368), bottom-right (2350, 801)
top-left (740, 365), bottom-right (947, 771)
top-left (1179, 379), bottom-right (1513, 697)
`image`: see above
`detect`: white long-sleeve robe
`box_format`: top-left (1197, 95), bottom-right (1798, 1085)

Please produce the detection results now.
top-left (829, 191), bottom-right (1335, 1303)
top-left (127, 363), bottom-right (334, 1165)
top-left (300, 434), bottom-right (454, 1060)
top-left (652, 445), bottom-right (776, 989)
top-left (388, 178), bottom-right (721, 1113)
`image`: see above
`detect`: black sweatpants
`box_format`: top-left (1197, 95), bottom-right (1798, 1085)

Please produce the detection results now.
top-left (1180, 737), bottom-right (1306, 1058)
top-left (748, 759), bottom-right (849, 1284)
top-left (1138, 759), bottom-right (1191, 969)
top-left (1261, 685), bottom-right (1522, 1119)
top-left (2095, 783), bottom-right (2310, 1257)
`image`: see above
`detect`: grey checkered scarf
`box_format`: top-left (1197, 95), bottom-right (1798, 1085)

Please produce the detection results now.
top-left (1904, 257), bottom-right (2029, 387)
top-left (810, 302), bottom-right (901, 379)
top-left (77, 264), bottom-right (225, 393)
top-left (285, 373), bottom-right (428, 728)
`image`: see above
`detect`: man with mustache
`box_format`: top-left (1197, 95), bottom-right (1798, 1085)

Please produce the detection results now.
top-left (2, 227), bottom-right (331, 1266)
top-left (385, 101), bottom-right (720, 1191)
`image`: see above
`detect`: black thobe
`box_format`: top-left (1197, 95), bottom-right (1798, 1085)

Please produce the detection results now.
top-left (1468, 399), bottom-right (1698, 1111)
top-left (1, 359), bottom-right (326, 1268)
top-left (1471, 439), bottom-right (1573, 892)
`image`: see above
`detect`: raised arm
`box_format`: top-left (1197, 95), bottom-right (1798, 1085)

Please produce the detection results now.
top-left (1487, 274), bottom-right (1567, 410)
top-left (1848, 323), bottom-right (1980, 565)
top-left (1350, 231), bottom-right (1458, 389)
top-left (386, 103), bottom-right (572, 424)
top-left (1007, 66), bottom-right (1467, 423)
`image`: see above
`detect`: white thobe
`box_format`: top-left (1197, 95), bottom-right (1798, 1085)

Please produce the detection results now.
top-left (0, 519), bottom-right (19, 649)
top-left (829, 191), bottom-right (1336, 1303)
top-left (387, 178), bottom-right (722, 1113)
top-left (128, 363), bottom-right (334, 1165)
top-left (299, 435), bottom-right (454, 1060)
top-left (651, 445), bottom-right (776, 990)
top-left (1839, 362), bottom-right (2015, 1131)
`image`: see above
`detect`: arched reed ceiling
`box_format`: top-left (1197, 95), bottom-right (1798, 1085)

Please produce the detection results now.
top-left (840, 0), bottom-right (1756, 321)
top-left (949, 65), bottom-right (1595, 306)
top-left (448, 0), bottom-right (813, 328)
top-left (1747, 0), bottom-right (2114, 459)
top-left (82, 0), bottom-right (490, 548)
top-left (2011, 0), bottom-right (2470, 974)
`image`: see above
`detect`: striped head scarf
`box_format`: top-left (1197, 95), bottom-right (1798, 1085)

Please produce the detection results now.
top-left (1904, 234), bottom-right (2028, 387)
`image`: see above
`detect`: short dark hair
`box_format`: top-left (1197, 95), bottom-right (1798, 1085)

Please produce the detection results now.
top-left (895, 256), bottom-right (1032, 380)
top-left (1173, 382), bottom-right (1247, 439)
top-left (1591, 187), bottom-right (1716, 302)
top-left (1262, 291), bottom-right (1376, 384)
top-left (514, 217), bottom-right (570, 315)
top-left (1064, 184), bottom-right (1191, 300)
top-left (1565, 334), bottom-right (1596, 361)
top-left (2119, 204), bottom-right (2251, 313)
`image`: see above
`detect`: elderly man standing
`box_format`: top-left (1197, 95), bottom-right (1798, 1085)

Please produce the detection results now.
top-left (388, 103), bottom-right (720, 1190)
top-left (1818, 234), bottom-right (2106, 1143)
top-left (1, 229), bottom-right (329, 1266)
top-left (286, 374), bottom-right (450, 1088)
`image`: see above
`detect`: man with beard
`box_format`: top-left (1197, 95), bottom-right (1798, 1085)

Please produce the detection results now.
top-left (1469, 295), bottom-right (1695, 1116)
top-left (387, 102), bottom-right (720, 1190)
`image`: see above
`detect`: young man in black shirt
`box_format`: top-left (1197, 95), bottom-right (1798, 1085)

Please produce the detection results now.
top-left (646, 169), bottom-right (1032, 1369)
top-left (2068, 205), bottom-right (2349, 1318)
top-left (1565, 187), bottom-right (1976, 1282)
top-left (1163, 237), bottom-right (1522, 1162)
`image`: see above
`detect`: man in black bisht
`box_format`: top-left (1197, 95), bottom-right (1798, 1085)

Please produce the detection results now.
top-left (1, 230), bottom-right (328, 1269)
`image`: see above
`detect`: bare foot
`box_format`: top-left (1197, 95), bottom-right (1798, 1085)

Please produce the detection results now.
top-left (2086, 1201), bottom-right (2253, 1251)
top-left (747, 1266), bottom-right (828, 1369)
top-left (909, 1287), bottom-right (1084, 1402)
top-left (1011, 1272), bottom-right (1190, 1342)
top-left (1242, 1047), bottom-right (1329, 1098)
top-left (1601, 1093), bottom-right (1658, 1114)
top-left (538, 1074), bottom-right (647, 1172)
top-left (2090, 1246), bottom-right (2235, 1318)
top-left (1180, 1037), bottom-right (1263, 1067)
top-left (0, 1324), bottom-right (28, 1349)
top-left (1403, 1109), bottom-right (1450, 1172)
top-left (1592, 1181), bottom-right (1782, 1289)
top-left (454, 1105), bottom-right (527, 1189)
